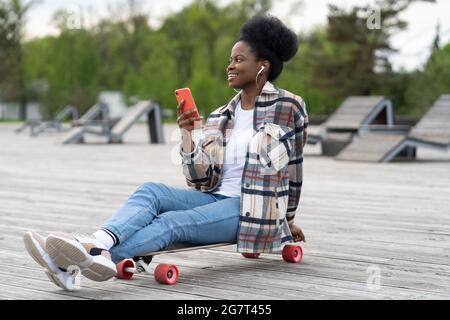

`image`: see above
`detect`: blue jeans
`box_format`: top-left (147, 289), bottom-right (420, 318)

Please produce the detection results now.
top-left (103, 182), bottom-right (240, 263)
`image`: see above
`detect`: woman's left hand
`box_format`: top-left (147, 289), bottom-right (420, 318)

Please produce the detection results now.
top-left (289, 223), bottom-right (306, 242)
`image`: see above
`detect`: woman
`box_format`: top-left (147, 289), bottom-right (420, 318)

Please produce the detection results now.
top-left (23, 15), bottom-right (308, 291)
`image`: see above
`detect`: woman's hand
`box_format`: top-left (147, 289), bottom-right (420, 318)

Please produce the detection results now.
top-left (289, 223), bottom-right (306, 243)
top-left (177, 99), bottom-right (203, 132)
top-left (177, 99), bottom-right (203, 153)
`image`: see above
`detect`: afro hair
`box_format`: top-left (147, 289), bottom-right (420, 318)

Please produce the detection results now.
top-left (238, 15), bottom-right (298, 81)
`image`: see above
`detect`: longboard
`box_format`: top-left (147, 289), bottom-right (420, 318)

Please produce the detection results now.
top-left (115, 242), bottom-right (303, 285)
top-left (138, 242), bottom-right (233, 257)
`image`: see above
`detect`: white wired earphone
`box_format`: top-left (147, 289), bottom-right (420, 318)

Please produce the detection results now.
top-left (256, 65), bottom-right (265, 89)
top-left (257, 65), bottom-right (265, 76)
top-left (233, 65), bottom-right (266, 93)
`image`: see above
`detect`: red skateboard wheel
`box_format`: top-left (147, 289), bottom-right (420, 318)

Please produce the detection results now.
top-left (282, 245), bottom-right (303, 263)
top-left (241, 253), bottom-right (260, 259)
top-left (116, 259), bottom-right (135, 280)
top-left (154, 264), bottom-right (179, 285)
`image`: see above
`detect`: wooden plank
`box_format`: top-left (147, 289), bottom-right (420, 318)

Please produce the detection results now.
top-left (325, 96), bottom-right (385, 130)
top-left (0, 263), bottom-right (217, 300)
top-left (1, 123), bottom-right (450, 299)
top-left (5, 247), bottom-right (447, 300)
top-left (111, 101), bottom-right (151, 136)
top-left (408, 94), bottom-right (450, 145)
top-left (336, 133), bottom-right (405, 161)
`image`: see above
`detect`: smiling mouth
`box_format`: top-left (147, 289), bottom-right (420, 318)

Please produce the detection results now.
top-left (227, 73), bottom-right (238, 80)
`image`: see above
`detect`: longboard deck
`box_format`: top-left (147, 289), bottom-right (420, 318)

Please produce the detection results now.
top-left (117, 242), bottom-right (303, 284)
top-left (137, 242), bottom-right (234, 257)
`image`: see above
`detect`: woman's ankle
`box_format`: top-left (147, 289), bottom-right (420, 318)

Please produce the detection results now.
top-left (82, 243), bottom-right (113, 261)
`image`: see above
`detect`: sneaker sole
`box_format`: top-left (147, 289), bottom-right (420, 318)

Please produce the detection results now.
top-left (24, 232), bottom-right (51, 270)
top-left (23, 232), bottom-right (72, 291)
top-left (45, 271), bottom-right (66, 290)
top-left (46, 235), bottom-right (116, 282)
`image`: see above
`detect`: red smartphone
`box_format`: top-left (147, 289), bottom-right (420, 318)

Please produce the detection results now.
top-left (175, 88), bottom-right (200, 118)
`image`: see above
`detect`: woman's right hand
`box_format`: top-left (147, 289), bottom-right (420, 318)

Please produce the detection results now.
top-left (289, 223), bottom-right (306, 243)
top-left (177, 99), bottom-right (203, 133)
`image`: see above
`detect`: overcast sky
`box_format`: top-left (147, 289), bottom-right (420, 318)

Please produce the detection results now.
top-left (25, 0), bottom-right (450, 72)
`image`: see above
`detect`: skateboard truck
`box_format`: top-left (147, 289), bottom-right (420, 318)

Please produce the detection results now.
top-left (116, 258), bottom-right (179, 285)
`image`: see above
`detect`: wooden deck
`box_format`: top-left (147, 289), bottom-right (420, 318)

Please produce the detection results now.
top-left (1, 123), bottom-right (450, 300)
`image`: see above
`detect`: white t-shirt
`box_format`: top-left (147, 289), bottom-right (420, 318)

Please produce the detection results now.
top-left (213, 100), bottom-right (254, 198)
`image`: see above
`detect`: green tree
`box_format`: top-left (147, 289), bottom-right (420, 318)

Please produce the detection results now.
top-left (405, 43), bottom-right (450, 116)
top-left (16, 0), bottom-right (444, 122)
top-left (277, 28), bottom-right (335, 115)
top-left (0, 0), bottom-right (38, 120)
top-left (24, 9), bottom-right (101, 116)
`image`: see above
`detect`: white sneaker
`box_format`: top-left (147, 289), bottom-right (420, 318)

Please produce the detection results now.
top-left (46, 233), bottom-right (117, 282)
top-left (23, 231), bottom-right (80, 291)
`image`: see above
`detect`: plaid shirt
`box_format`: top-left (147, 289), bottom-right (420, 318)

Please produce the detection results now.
top-left (180, 81), bottom-right (308, 253)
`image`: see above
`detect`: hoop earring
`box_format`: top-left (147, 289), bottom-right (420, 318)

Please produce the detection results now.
top-left (256, 73), bottom-right (264, 90)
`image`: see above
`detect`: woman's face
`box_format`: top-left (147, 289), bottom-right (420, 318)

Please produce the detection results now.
top-left (227, 41), bottom-right (264, 90)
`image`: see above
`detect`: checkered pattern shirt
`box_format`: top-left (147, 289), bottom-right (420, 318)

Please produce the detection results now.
top-left (180, 81), bottom-right (308, 253)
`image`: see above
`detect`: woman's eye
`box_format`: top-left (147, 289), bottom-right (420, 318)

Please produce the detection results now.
top-left (228, 58), bottom-right (242, 64)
